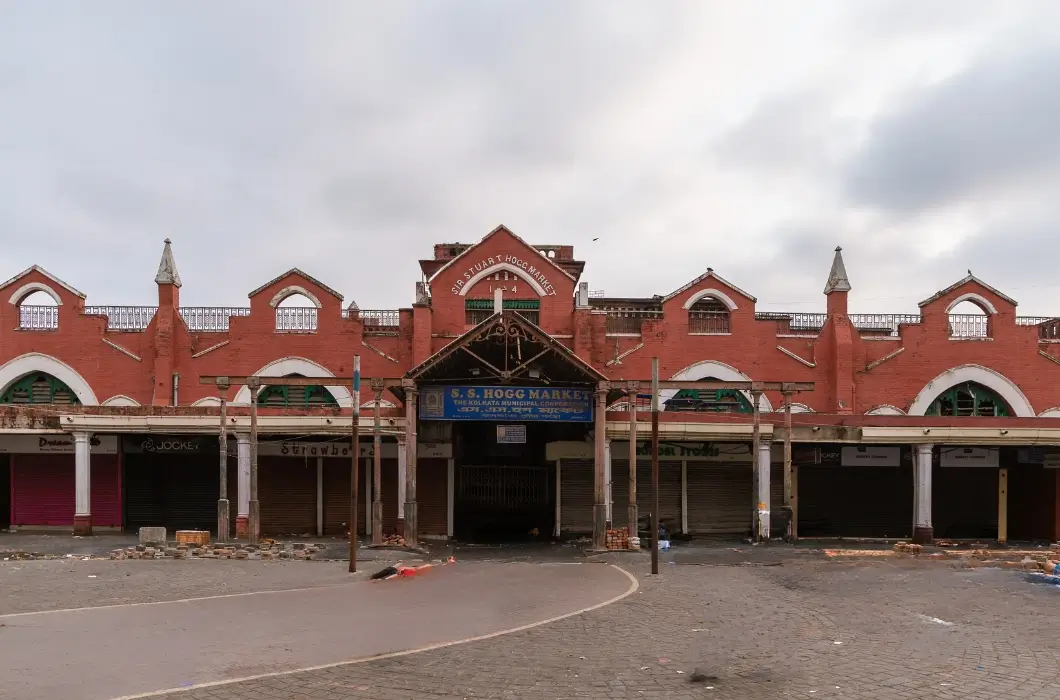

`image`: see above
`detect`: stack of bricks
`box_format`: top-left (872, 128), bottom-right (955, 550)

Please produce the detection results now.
top-left (606, 527), bottom-right (631, 550)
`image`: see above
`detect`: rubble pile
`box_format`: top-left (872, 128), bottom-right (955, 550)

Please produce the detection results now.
top-left (381, 534), bottom-right (408, 547)
top-left (109, 541), bottom-right (325, 561)
top-left (606, 527), bottom-right (631, 550)
top-left (892, 542), bottom-right (922, 556)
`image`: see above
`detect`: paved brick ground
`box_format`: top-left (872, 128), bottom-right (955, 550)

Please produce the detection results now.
top-left (4, 556), bottom-right (1059, 699)
top-left (156, 560), bottom-right (1060, 700)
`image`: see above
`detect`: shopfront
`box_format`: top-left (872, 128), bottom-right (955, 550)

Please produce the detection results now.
top-left (1011, 447), bottom-right (1058, 541)
top-left (255, 438), bottom-right (399, 538)
top-left (123, 435), bottom-right (228, 533)
top-left (933, 446), bottom-right (999, 540)
top-left (798, 445), bottom-right (913, 538)
top-left (2, 434), bottom-right (120, 530)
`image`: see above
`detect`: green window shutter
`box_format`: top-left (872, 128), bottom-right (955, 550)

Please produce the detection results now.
top-left (0, 373), bottom-right (81, 405)
top-left (465, 299), bottom-right (541, 310)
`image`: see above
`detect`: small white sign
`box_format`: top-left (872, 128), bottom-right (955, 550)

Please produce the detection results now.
top-left (420, 442), bottom-right (453, 459)
top-left (497, 425), bottom-right (527, 444)
top-left (841, 446), bottom-right (900, 467)
top-left (940, 447), bottom-right (999, 468)
top-left (0, 434), bottom-right (118, 454)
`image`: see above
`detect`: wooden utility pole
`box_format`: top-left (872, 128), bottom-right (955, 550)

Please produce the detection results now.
top-left (349, 356), bottom-right (361, 573)
top-left (216, 377), bottom-right (230, 543)
top-left (246, 376), bottom-right (260, 546)
top-left (371, 379), bottom-right (384, 546)
top-left (650, 357), bottom-right (660, 575)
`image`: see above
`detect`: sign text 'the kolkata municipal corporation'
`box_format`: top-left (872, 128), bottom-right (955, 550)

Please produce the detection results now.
top-left (418, 386), bottom-right (594, 422)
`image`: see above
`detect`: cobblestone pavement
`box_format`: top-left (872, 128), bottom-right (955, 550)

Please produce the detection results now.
top-left (148, 560), bottom-right (1059, 700)
top-left (5, 555), bottom-right (1060, 699)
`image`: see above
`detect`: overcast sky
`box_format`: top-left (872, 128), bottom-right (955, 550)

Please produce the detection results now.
top-left (4, 2), bottom-right (1060, 315)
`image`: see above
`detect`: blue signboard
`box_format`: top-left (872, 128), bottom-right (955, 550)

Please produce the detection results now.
top-left (418, 385), bottom-right (594, 422)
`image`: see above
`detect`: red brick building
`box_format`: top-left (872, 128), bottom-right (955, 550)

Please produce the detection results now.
top-left (2, 227), bottom-right (1059, 545)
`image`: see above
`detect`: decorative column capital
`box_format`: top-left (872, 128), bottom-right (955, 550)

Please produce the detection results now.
top-left (236, 433), bottom-right (251, 445)
top-left (72, 431), bottom-right (91, 443)
top-left (916, 443), bottom-right (934, 458)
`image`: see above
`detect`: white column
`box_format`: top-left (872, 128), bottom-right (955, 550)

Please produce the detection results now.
top-left (757, 442), bottom-right (771, 540)
top-left (316, 457), bottom-right (324, 537)
top-left (447, 458), bottom-right (455, 538)
top-left (396, 436), bottom-right (407, 520)
top-left (604, 439), bottom-right (612, 526)
top-left (73, 431), bottom-right (91, 518)
top-left (681, 459), bottom-right (688, 535)
top-left (914, 444), bottom-right (934, 544)
top-left (237, 435), bottom-right (251, 518)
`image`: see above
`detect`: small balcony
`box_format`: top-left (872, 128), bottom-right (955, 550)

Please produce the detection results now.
top-left (604, 309), bottom-right (662, 335)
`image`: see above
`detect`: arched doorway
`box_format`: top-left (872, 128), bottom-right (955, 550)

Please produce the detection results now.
top-left (927, 382), bottom-right (1009, 540)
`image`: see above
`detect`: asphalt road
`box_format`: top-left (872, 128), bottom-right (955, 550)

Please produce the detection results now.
top-left (0, 561), bottom-right (636, 700)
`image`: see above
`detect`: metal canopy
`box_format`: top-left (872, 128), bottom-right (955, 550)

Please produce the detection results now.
top-left (397, 311), bottom-right (607, 402)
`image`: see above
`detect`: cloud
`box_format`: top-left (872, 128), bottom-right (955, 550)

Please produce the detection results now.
top-left (1, 1), bottom-right (1059, 321)
top-left (844, 45), bottom-right (1060, 213)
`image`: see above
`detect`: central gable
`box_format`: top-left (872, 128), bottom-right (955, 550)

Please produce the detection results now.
top-left (429, 225), bottom-right (575, 298)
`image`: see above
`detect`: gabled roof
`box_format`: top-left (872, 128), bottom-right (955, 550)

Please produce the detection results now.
top-left (406, 309), bottom-right (607, 383)
top-left (661, 268), bottom-right (757, 304)
top-left (918, 272), bottom-right (1017, 308)
top-left (249, 268), bottom-right (343, 302)
top-left (155, 238), bottom-right (182, 287)
top-left (426, 225), bottom-right (577, 284)
top-left (0, 265), bottom-right (86, 299)
top-left (823, 246), bottom-right (850, 294)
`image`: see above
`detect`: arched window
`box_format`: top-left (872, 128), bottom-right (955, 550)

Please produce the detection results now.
top-left (925, 381), bottom-right (1011, 417)
top-left (1, 372), bottom-right (81, 405)
top-left (664, 376), bottom-right (753, 413)
top-left (256, 373), bottom-right (338, 408)
top-left (275, 293), bottom-right (318, 332)
top-left (17, 290), bottom-right (59, 330)
top-left (688, 296), bottom-right (730, 334)
top-left (948, 300), bottom-right (989, 338)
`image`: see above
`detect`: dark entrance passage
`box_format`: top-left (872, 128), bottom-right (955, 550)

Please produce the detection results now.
top-left (399, 310), bottom-right (618, 544)
top-left (453, 421), bottom-right (557, 542)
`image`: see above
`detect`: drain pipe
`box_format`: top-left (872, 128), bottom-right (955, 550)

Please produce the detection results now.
top-left (172, 373), bottom-right (179, 406)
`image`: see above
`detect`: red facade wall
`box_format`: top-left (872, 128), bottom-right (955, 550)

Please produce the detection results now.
top-left (1, 229), bottom-right (1058, 421)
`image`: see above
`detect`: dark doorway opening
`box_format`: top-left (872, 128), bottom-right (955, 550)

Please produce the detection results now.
top-left (453, 421), bottom-right (580, 542)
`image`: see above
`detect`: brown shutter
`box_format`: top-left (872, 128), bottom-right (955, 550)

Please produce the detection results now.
top-left (559, 458), bottom-right (594, 535)
top-left (382, 458), bottom-right (399, 534)
top-left (323, 457), bottom-right (369, 536)
top-left (259, 456), bottom-right (317, 536)
top-left (418, 457), bottom-right (449, 536)
top-left (611, 459), bottom-right (681, 533)
top-left (685, 463), bottom-right (753, 534)
top-left (770, 463), bottom-right (787, 535)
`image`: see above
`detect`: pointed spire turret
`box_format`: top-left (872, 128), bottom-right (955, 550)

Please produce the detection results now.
top-left (155, 238), bottom-right (182, 287)
top-left (823, 246), bottom-right (850, 295)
